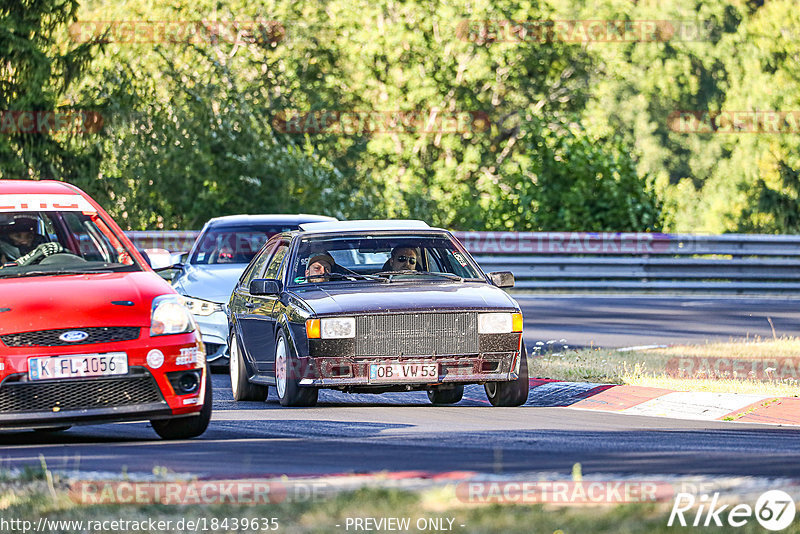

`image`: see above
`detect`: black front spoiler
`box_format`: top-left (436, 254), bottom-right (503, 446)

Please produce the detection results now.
top-left (0, 403), bottom-right (178, 430)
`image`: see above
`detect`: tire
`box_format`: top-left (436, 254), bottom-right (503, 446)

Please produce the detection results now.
top-left (427, 384), bottom-right (464, 405)
top-left (275, 330), bottom-right (318, 407)
top-left (229, 331), bottom-right (268, 401)
top-left (210, 365), bottom-right (228, 375)
top-left (485, 345), bottom-right (530, 407)
top-left (152, 369), bottom-right (212, 440)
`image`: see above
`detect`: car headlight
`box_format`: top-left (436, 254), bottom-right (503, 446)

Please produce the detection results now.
top-left (305, 317), bottom-right (356, 339)
top-left (151, 295), bottom-right (196, 336)
top-left (179, 295), bottom-right (224, 316)
top-left (478, 312), bottom-right (523, 334)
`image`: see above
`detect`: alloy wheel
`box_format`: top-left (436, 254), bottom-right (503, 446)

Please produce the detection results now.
top-left (275, 337), bottom-right (287, 399)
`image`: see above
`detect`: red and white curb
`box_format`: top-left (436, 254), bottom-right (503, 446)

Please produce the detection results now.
top-left (531, 379), bottom-right (800, 426)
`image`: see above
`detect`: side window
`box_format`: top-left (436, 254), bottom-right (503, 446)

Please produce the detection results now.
top-left (262, 243), bottom-right (289, 280)
top-left (240, 241), bottom-right (277, 285)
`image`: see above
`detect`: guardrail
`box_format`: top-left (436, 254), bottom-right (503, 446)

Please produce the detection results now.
top-left (127, 231), bottom-right (800, 293)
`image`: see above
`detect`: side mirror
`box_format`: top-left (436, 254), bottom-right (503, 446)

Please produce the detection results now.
top-left (139, 249), bottom-right (152, 268)
top-left (250, 278), bottom-right (282, 296)
top-left (142, 248), bottom-right (174, 270)
top-left (488, 271), bottom-right (515, 289)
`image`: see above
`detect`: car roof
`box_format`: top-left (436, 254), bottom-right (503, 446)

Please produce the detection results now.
top-left (298, 220), bottom-right (435, 234)
top-left (0, 180), bottom-right (96, 213)
top-left (206, 214), bottom-right (337, 228)
top-left (0, 179), bottom-right (82, 196)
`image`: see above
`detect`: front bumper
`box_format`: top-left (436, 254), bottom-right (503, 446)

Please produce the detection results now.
top-left (0, 365), bottom-right (206, 429)
top-left (194, 311), bottom-right (229, 364)
top-left (293, 352), bottom-right (520, 387)
top-left (0, 403), bottom-right (175, 430)
top-left (0, 331), bottom-right (207, 425)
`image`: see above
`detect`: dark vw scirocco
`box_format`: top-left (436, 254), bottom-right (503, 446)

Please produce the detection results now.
top-left (227, 220), bottom-right (529, 407)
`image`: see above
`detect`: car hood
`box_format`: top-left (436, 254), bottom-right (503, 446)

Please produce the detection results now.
top-left (290, 282), bottom-right (519, 316)
top-left (0, 271), bottom-right (174, 334)
top-left (173, 264), bottom-right (246, 303)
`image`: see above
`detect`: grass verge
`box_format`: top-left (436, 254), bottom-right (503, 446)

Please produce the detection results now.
top-left (529, 336), bottom-right (800, 396)
top-left (5, 475), bottom-right (797, 534)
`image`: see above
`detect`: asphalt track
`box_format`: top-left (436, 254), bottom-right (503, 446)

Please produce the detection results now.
top-left (0, 378), bottom-right (799, 479)
top-left (1, 295), bottom-right (798, 480)
top-left (517, 294), bottom-right (800, 348)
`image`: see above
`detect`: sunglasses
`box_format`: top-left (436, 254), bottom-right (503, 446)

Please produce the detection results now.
top-left (396, 255), bottom-right (416, 265)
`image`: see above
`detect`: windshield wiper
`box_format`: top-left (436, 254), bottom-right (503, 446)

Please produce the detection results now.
top-left (294, 272), bottom-right (383, 283)
top-left (334, 266), bottom-right (385, 282)
top-left (375, 270), bottom-right (465, 282)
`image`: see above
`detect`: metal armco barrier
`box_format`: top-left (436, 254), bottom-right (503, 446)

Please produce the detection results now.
top-left (127, 231), bottom-right (800, 293)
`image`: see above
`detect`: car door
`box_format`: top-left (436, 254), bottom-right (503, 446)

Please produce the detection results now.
top-left (231, 238), bottom-right (278, 367)
top-left (242, 239), bottom-right (290, 375)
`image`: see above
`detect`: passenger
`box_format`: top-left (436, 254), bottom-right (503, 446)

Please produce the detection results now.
top-left (386, 246), bottom-right (419, 271)
top-left (305, 253), bottom-right (335, 282)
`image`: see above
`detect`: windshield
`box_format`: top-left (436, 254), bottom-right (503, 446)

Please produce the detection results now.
top-left (190, 225), bottom-right (296, 265)
top-left (291, 233), bottom-right (484, 285)
top-left (0, 210), bottom-right (141, 278)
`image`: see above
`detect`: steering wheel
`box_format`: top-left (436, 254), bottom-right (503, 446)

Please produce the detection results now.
top-left (14, 243), bottom-right (70, 266)
top-left (38, 252), bottom-right (87, 265)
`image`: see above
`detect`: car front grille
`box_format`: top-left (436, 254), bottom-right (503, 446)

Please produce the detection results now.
top-left (355, 312), bottom-right (479, 357)
top-left (0, 327), bottom-right (140, 347)
top-left (0, 372), bottom-right (165, 414)
top-left (204, 342), bottom-right (224, 355)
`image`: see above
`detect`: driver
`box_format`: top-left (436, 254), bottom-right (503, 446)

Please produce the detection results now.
top-left (305, 253), bottom-right (334, 282)
top-left (215, 245), bottom-right (235, 263)
top-left (0, 216), bottom-right (62, 266)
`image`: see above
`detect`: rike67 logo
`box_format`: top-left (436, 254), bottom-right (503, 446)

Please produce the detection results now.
top-left (668, 491), bottom-right (796, 531)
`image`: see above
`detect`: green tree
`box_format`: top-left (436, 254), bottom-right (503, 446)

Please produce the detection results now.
top-left (271, 0), bottom-right (659, 230)
top-left (0, 0), bottom-right (100, 180)
top-left (60, 0), bottom-right (666, 230)
top-left (483, 119), bottom-right (662, 231)
top-left (70, 0), bottom-right (378, 229)
top-left (738, 161), bottom-right (800, 233)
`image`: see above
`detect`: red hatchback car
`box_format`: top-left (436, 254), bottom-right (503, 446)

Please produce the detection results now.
top-left (0, 180), bottom-right (210, 439)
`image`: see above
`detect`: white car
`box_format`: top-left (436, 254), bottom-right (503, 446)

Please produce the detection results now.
top-left (171, 214), bottom-right (336, 367)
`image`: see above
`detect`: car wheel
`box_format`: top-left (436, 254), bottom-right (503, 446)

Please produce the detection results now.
top-left (151, 369), bottom-right (212, 440)
top-left (484, 345), bottom-right (529, 407)
top-left (427, 384), bottom-right (464, 405)
top-left (275, 330), bottom-right (318, 407)
top-left (229, 331), bottom-right (268, 401)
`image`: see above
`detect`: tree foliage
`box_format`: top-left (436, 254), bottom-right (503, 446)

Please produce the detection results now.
top-left (11, 0), bottom-right (799, 233)
top-left (0, 0), bottom-right (100, 181)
